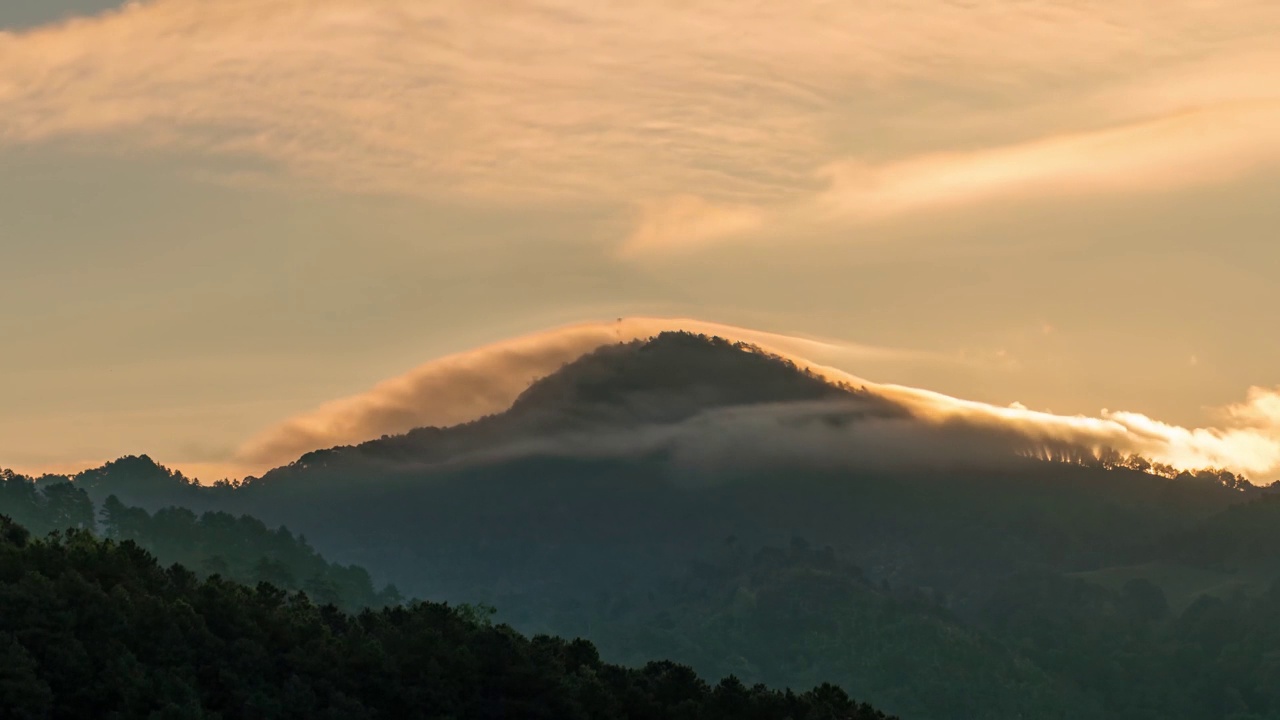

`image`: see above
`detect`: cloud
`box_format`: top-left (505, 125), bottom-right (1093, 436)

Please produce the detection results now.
top-left (853, 380), bottom-right (1280, 482)
top-left (2, 0), bottom-right (1278, 252)
top-left (661, 381), bottom-right (1280, 484)
top-left (688, 348), bottom-right (1280, 481)
top-left (234, 317), bottom-right (947, 468)
top-left (231, 318), bottom-right (1280, 482)
top-left (233, 323), bottom-right (624, 468)
top-left (815, 102), bottom-right (1280, 220)
top-left (393, 399), bottom-right (1038, 486)
top-left (270, 388), bottom-right (1280, 492)
top-left (621, 195), bottom-right (764, 257)
top-left (1223, 386), bottom-right (1280, 430)
top-left (19, 319), bottom-right (1278, 484)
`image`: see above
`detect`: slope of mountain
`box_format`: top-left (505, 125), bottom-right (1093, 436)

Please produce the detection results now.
top-left (1159, 491), bottom-right (1280, 571)
top-left (503, 537), bottom-right (1095, 720)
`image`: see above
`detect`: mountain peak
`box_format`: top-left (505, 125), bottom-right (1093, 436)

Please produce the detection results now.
top-left (505, 331), bottom-right (852, 426)
top-left (288, 332), bottom-right (873, 470)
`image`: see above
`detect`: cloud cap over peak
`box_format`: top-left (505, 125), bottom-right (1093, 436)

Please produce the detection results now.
top-left (233, 318), bottom-right (946, 468)
top-left (229, 319), bottom-right (1280, 484)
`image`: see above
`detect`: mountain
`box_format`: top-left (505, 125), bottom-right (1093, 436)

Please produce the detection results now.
top-left (283, 331), bottom-right (887, 468)
top-left (12, 332), bottom-right (1279, 719)
top-left (214, 333), bottom-right (1246, 602)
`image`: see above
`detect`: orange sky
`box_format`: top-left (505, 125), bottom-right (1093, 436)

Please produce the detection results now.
top-left (2, 1), bottom-right (1278, 480)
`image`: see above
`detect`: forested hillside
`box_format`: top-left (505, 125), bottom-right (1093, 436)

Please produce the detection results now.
top-left (0, 515), bottom-right (895, 720)
top-left (6, 334), bottom-right (1280, 719)
top-left (503, 537), bottom-right (1093, 719)
top-left (0, 473), bottom-right (398, 612)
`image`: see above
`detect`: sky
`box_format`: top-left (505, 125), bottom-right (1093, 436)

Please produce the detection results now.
top-left (2, 0), bottom-right (1279, 481)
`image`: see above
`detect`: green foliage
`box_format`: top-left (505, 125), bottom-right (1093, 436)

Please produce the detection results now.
top-left (96, 495), bottom-right (403, 611)
top-left (0, 474), bottom-right (401, 613)
top-left (71, 454), bottom-right (205, 510)
top-left (981, 568), bottom-right (1280, 719)
top-left (1160, 491), bottom-right (1280, 569)
top-left (498, 539), bottom-right (1093, 720)
top-left (0, 472), bottom-right (95, 536)
top-left (0, 515), bottom-right (895, 720)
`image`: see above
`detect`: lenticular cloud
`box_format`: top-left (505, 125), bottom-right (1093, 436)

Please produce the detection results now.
top-left (233, 318), bottom-right (1280, 483)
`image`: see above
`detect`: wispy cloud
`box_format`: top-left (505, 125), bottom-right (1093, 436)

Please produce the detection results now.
top-left (815, 102), bottom-right (1280, 220)
top-left (848, 380), bottom-right (1280, 481)
top-left (402, 391), bottom-right (1280, 490)
top-left (621, 195), bottom-right (765, 256)
top-left (2, 0), bottom-right (1278, 253)
top-left (705, 344), bottom-right (1280, 481)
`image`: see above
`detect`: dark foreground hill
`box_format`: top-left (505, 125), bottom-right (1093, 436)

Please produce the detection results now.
top-left (0, 515), bottom-right (895, 720)
top-left (11, 332), bottom-right (1280, 719)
